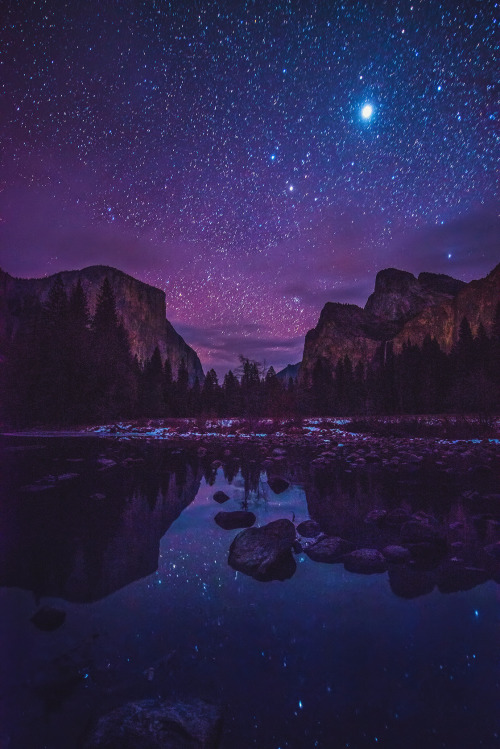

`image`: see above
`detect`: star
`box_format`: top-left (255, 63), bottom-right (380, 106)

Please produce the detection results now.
top-left (361, 104), bottom-right (374, 120)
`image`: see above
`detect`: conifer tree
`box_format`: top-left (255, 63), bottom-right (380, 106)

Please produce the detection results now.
top-left (90, 278), bottom-right (136, 419)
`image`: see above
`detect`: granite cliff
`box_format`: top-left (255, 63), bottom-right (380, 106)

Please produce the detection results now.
top-left (0, 265), bottom-right (204, 383)
top-left (300, 264), bottom-right (500, 385)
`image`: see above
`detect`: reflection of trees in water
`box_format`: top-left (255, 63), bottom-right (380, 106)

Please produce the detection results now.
top-left (241, 461), bottom-right (262, 503)
top-left (1, 443), bottom-right (203, 602)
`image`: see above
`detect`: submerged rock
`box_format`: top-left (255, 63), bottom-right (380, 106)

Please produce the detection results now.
top-left (388, 566), bottom-right (436, 599)
top-left (296, 520), bottom-right (321, 537)
top-left (85, 698), bottom-right (222, 749)
top-left (228, 519), bottom-right (296, 581)
top-left (305, 536), bottom-right (354, 563)
top-left (343, 549), bottom-right (388, 574)
top-left (267, 477), bottom-right (290, 494)
top-left (214, 511), bottom-right (256, 530)
top-left (30, 606), bottom-right (66, 631)
top-left (213, 491), bottom-right (230, 504)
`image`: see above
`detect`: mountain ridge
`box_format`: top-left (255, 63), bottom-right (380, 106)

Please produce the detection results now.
top-left (300, 263), bottom-right (500, 385)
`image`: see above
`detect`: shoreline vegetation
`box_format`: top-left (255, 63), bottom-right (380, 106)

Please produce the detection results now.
top-left (3, 414), bottom-right (499, 442)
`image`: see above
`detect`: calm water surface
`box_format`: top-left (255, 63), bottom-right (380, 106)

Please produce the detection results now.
top-left (1, 436), bottom-right (499, 748)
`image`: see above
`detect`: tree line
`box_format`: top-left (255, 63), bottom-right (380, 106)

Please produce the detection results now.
top-left (2, 275), bottom-right (499, 426)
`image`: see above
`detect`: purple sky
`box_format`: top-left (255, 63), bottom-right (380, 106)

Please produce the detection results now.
top-left (1, 1), bottom-right (498, 376)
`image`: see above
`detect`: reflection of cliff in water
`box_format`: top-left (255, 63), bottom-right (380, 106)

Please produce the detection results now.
top-left (0, 453), bottom-right (202, 603)
top-left (303, 463), bottom-right (499, 597)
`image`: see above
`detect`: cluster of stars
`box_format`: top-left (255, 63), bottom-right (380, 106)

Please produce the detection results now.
top-left (0, 1), bottom-right (497, 374)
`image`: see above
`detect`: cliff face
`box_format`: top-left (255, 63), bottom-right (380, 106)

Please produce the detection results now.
top-left (0, 265), bottom-right (204, 383)
top-left (300, 264), bottom-right (499, 385)
top-left (392, 263), bottom-right (500, 353)
top-left (364, 268), bottom-right (465, 322)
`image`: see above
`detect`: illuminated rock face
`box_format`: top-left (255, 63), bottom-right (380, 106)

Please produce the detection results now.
top-left (0, 264), bottom-right (204, 382)
top-left (392, 263), bottom-right (500, 354)
top-left (300, 264), bottom-right (499, 385)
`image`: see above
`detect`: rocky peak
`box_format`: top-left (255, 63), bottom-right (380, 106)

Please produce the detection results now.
top-left (364, 267), bottom-right (463, 323)
top-left (417, 272), bottom-right (466, 297)
top-left (300, 263), bottom-right (499, 386)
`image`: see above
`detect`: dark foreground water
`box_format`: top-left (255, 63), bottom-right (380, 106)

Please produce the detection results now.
top-left (1, 436), bottom-right (499, 748)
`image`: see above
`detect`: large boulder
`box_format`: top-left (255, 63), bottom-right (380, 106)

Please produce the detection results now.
top-left (296, 520), bottom-right (321, 538)
top-left (84, 698), bottom-right (222, 749)
top-left (228, 519), bottom-right (296, 581)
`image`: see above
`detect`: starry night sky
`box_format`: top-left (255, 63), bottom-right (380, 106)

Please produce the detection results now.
top-left (1, 0), bottom-right (498, 375)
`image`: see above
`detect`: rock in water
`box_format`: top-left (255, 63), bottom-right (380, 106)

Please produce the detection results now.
top-left (296, 520), bottom-right (321, 538)
top-left (30, 606), bottom-right (66, 631)
top-left (212, 491), bottom-right (230, 504)
top-left (267, 477), bottom-right (290, 494)
top-left (214, 511), bottom-right (256, 530)
top-left (343, 549), bottom-right (388, 574)
top-left (305, 536), bottom-right (354, 563)
top-left (85, 698), bottom-right (222, 749)
top-left (228, 519), bottom-right (296, 581)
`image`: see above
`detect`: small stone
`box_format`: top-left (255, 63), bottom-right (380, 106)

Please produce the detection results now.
top-left (364, 509), bottom-right (387, 525)
top-left (213, 490), bottom-right (230, 504)
top-left (343, 549), bottom-right (388, 574)
top-left (267, 477), bottom-right (290, 494)
top-left (214, 511), bottom-right (256, 530)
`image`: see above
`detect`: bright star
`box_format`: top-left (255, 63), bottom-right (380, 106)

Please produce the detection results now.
top-left (361, 104), bottom-right (374, 120)
top-left (288, 184), bottom-right (294, 192)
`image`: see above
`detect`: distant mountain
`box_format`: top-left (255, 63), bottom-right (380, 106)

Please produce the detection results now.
top-left (0, 265), bottom-right (204, 383)
top-left (300, 264), bottom-right (500, 385)
top-left (276, 362), bottom-right (301, 382)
